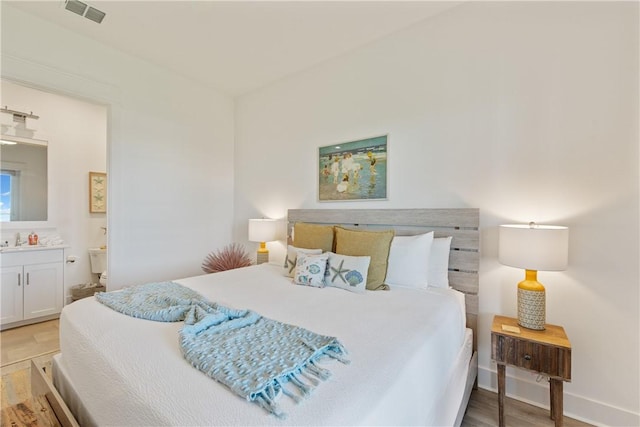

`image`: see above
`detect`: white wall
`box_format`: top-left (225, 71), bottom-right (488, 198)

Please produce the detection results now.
top-left (235, 2), bottom-right (639, 425)
top-left (1, 80), bottom-right (107, 299)
top-left (2, 5), bottom-right (236, 289)
top-left (2, 1), bottom-right (637, 424)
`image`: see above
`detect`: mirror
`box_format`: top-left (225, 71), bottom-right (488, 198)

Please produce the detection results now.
top-left (0, 136), bottom-right (48, 222)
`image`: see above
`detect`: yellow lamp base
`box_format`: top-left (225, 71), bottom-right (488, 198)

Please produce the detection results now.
top-left (517, 270), bottom-right (546, 330)
top-left (256, 242), bottom-right (269, 265)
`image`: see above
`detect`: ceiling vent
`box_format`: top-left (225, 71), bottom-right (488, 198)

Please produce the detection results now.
top-left (84, 7), bottom-right (106, 24)
top-left (64, 0), bottom-right (86, 16)
top-left (64, 0), bottom-right (106, 24)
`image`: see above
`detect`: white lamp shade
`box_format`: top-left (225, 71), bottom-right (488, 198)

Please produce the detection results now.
top-left (498, 224), bottom-right (569, 271)
top-left (248, 219), bottom-right (278, 243)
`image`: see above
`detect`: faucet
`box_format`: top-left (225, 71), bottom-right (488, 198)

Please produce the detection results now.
top-left (15, 232), bottom-right (21, 246)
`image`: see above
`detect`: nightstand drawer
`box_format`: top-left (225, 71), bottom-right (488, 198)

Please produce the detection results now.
top-left (492, 334), bottom-right (571, 380)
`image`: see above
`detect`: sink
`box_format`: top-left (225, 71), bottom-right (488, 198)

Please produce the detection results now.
top-left (1, 245), bottom-right (41, 252)
top-left (0, 244), bottom-right (68, 253)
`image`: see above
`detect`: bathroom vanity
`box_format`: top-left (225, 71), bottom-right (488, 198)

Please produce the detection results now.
top-left (0, 245), bottom-right (66, 330)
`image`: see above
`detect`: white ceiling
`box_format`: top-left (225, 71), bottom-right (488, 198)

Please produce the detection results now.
top-left (7, 1), bottom-right (461, 96)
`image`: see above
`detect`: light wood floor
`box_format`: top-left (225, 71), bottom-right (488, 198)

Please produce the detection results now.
top-left (1, 353), bottom-right (58, 426)
top-left (1, 319), bottom-right (593, 427)
top-left (1, 320), bottom-right (61, 426)
top-left (462, 388), bottom-right (592, 427)
top-left (1, 320), bottom-right (60, 367)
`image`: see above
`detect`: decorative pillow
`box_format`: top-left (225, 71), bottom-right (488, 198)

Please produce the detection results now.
top-left (428, 236), bottom-right (452, 288)
top-left (293, 223), bottom-right (334, 253)
top-left (385, 232), bottom-right (434, 289)
top-left (293, 253), bottom-right (329, 288)
top-left (334, 227), bottom-right (394, 291)
top-left (324, 252), bottom-right (370, 293)
top-left (283, 245), bottom-right (323, 277)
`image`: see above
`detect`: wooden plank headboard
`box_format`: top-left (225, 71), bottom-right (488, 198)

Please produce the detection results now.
top-left (287, 208), bottom-right (480, 351)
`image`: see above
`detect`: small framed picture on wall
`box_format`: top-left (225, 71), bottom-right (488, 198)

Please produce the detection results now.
top-left (318, 134), bottom-right (388, 202)
top-left (89, 171), bottom-right (107, 213)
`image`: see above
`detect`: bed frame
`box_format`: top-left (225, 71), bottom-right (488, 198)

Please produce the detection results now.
top-left (288, 208), bottom-right (480, 426)
top-left (35, 207), bottom-right (479, 427)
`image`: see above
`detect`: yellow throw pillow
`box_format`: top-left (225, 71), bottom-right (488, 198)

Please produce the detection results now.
top-left (293, 223), bottom-right (334, 253)
top-left (334, 227), bottom-right (394, 291)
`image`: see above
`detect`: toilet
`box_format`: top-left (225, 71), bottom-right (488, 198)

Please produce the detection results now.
top-left (88, 248), bottom-right (107, 285)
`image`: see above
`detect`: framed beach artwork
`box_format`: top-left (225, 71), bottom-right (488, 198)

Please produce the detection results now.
top-left (318, 135), bottom-right (388, 202)
top-left (89, 171), bottom-right (107, 213)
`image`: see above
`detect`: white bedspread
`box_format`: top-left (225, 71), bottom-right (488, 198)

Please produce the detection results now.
top-left (56, 264), bottom-right (467, 426)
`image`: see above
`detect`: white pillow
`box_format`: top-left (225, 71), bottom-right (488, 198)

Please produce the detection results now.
top-left (284, 245), bottom-right (322, 277)
top-left (428, 236), bottom-right (452, 288)
top-left (385, 232), bottom-right (434, 289)
top-left (293, 253), bottom-right (329, 288)
top-left (324, 252), bottom-right (370, 294)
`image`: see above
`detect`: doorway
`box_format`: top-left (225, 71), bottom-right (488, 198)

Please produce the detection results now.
top-left (0, 79), bottom-right (108, 301)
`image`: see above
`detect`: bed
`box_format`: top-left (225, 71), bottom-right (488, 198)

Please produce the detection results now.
top-left (48, 208), bottom-right (479, 426)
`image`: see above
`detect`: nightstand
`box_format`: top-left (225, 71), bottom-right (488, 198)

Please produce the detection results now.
top-left (491, 315), bottom-right (571, 427)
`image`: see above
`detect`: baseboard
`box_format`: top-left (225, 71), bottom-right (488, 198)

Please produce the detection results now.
top-left (478, 366), bottom-right (640, 427)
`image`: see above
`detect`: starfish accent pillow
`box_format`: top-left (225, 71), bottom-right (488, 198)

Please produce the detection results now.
top-left (324, 252), bottom-right (370, 294)
top-left (293, 253), bottom-right (329, 288)
top-left (283, 245), bottom-right (323, 277)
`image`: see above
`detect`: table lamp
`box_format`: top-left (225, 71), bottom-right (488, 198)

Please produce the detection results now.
top-left (498, 223), bottom-right (569, 330)
top-left (248, 219), bottom-right (278, 265)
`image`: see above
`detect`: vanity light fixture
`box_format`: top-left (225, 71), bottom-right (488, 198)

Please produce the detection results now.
top-left (1, 107), bottom-right (44, 143)
top-left (1, 106), bottom-right (39, 123)
top-left (64, 0), bottom-right (106, 24)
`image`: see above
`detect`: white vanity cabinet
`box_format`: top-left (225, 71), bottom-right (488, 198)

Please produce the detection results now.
top-left (0, 248), bottom-right (64, 329)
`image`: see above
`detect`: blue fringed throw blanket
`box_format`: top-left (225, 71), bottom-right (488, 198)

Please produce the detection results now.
top-left (96, 282), bottom-right (349, 418)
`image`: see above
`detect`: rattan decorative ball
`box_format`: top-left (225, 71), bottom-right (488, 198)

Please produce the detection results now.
top-left (202, 243), bottom-right (253, 273)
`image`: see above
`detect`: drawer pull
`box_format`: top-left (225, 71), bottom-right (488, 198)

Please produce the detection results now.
top-left (524, 354), bottom-right (532, 361)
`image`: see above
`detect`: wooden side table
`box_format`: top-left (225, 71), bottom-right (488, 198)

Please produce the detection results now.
top-left (491, 315), bottom-right (571, 427)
